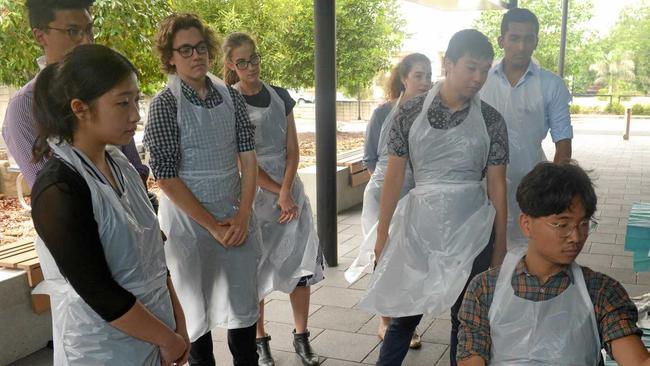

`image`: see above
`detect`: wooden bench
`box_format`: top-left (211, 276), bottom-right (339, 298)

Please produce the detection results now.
top-left (336, 148), bottom-right (370, 187)
top-left (0, 237), bottom-right (49, 313)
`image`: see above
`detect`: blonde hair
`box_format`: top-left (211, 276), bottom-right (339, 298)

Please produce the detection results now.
top-left (222, 32), bottom-right (257, 85)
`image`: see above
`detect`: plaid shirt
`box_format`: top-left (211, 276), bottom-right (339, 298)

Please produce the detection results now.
top-left (457, 257), bottom-right (641, 363)
top-left (144, 77), bottom-right (255, 180)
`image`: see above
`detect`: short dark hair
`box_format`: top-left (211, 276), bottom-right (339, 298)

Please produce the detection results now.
top-left (501, 8), bottom-right (540, 36)
top-left (155, 13), bottom-right (220, 74)
top-left (26, 0), bottom-right (94, 29)
top-left (444, 29), bottom-right (494, 63)
top-left (33, 44), bottom-right (138, 162)
top-left (516, 161), bottom-right (597, 219)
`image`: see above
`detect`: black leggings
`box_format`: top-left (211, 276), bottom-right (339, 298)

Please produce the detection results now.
top-left (189, 324), bottom-right (258, 366)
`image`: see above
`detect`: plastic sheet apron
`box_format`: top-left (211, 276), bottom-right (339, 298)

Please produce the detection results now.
top-left (358, 82), bottom-right (496, 317)
top-left (481, 65), bottom-right (546, 250)
top-left (237, 82), bottom-right (323, 298)
top-left (489, 248), bottom-right (601, 365)
top-left (159, 74), bottom-right (259, 340)
top-left (33, 142), bottom-right (174, 366)
top-left (345, 97), bottom-right (414, 283)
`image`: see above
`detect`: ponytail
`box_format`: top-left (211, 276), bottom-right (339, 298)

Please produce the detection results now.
top-left (384, 53), bottom-right (431, 100)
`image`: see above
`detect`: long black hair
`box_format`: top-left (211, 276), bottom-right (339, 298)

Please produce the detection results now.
top-left (32, 44), bottom-right (138, 162)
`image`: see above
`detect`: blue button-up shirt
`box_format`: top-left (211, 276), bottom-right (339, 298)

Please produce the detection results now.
top-left (485, 60), bottom-right (573, 143)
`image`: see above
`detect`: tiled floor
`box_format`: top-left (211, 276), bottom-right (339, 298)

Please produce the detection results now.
top-left (10, 133), bottom-right (650, 365)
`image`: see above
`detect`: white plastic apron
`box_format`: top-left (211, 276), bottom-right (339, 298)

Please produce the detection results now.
top-left (481, 64), bottom-right (546, 250)
top-left (159, 74), bottom-right (259, 340)
top-left (236, 82), bottom-right (323, 298)
top-left (489, 248), bottom-right (601, 365)
top-left (33, 142), bottom-right (174, 366)
top-left (359, 82), bottom-right (496, 317)
top-left (345, 97), bottom-right (415, 283)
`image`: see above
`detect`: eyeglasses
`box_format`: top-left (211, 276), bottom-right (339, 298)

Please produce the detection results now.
top-left (234, 54), bottom-right (261, 70)
top-left (172, 42), bottom-right (209, 58)
top-left (545, 219), bottom-right (598, 238)
top-left (46, 23), bottom-right (95, 42)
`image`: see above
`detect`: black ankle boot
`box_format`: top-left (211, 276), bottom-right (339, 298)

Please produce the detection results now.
top-left (256, 334), bottom-right (275, 366)
top-left (293, 330), bottom-right (319, 366)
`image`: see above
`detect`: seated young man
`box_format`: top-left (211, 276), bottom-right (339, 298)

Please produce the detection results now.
top-left (457, 161), bottom-right (650, 365)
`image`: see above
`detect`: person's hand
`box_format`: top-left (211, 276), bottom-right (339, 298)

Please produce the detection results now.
top-left (374, 235), bottom-right (388, 263)
top-left (277, 189), bottom-right (298, 224)
top-left (174, 321), bottom-right (191, 366)
top-left (160, 332), bottom-right (186, 366)
top-left (220, 211), bottom-right (251, 247)
top-left (208, 222), bottom-right (230, 247)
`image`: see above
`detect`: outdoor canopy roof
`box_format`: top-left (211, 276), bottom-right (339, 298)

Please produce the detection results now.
top-left (404, 0), bottom-right (513, 10)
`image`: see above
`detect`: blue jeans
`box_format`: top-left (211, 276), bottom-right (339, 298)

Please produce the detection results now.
top-left (375, 230), bottom-right (495, 366)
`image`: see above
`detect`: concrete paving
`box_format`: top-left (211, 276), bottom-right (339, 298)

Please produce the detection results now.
top-left (10, 133), bottom-right (650, 366)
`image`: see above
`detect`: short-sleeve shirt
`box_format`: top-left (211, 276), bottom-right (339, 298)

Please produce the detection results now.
top-left (457, 257), bottom-right (641, 362)
top-left (241, 84), bottom-right (295, 116)
top-left (481, 60), bottom-right (573, 143)
top-left (144, 77), bottom-right (255, 180)
top-left (387, 91), bottom-right (509, 174)
top-left (363, 101), bottom-right (394, 171)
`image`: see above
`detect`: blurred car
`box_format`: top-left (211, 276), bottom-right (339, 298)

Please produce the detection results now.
top-left (288, 89), bottom-right (315, 104)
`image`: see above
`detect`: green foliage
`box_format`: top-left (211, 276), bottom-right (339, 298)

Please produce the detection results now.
top-left (0, 0), bottom-right (172, 94)
top-left (632, 104), bottom-right (650, 116)
top-left (171, 0), bottom-right (405, 94)
top-left (474, 0), bottom-right (597, 94)
top-left (605, 102), bottom-right (625, 115)
top-left (93, 0), bottom-right (173, 95)
top-left (604, 3), bottom-right (650, 94)
top-left (569, 104), bottom-right (580, 114)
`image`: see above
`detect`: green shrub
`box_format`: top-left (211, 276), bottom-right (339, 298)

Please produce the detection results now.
top-left (605, 102), bottom-right (625, 115)
top-left (631, 104), bottom-right (650, 115)
top-left (570, 104), bottom-right (581, 114)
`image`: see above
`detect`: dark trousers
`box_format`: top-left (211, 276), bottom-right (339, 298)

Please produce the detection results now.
top-left (376, 230), bottom-right (495, 366)
top-left (189, 324), bottom-right (259, 366)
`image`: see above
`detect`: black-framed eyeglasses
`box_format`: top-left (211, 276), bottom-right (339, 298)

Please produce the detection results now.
top-left (172, 42), bottom-right (209, 58)
top-left (545, 218), bottom-right (599, 238)
top-left (234, 54), bottom-right (261, 70)
top-left (46, 23), bottom-right (95, 41)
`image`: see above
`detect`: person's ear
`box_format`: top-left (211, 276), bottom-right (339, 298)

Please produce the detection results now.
top-left (519, 213), bottom-right (532, 238)
top-left (497, 35), bottom-right (505, 49)
top-left (33, 28), bottom-right (47, 48)
top-left (71, 99), bottom-right (90, 121)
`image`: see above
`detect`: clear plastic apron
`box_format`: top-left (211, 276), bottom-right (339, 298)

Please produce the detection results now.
top-left (481, 65), bottom-right (546, 250)
top-left (345, 97), bottom-right (415, 283)
top-left (359, 82), bottom-right (495, 317)
top-left (236, 82), bottom-right (323, 297)
top-left (158, 74), bottom-right (259, 339)
top-left (33, 142), bottom-right (174, 366)
top-left (489, 248), bottom-right (601, 365)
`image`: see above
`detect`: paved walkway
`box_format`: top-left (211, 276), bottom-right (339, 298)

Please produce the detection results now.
top-left (11, 133), bottom-right (650, 365)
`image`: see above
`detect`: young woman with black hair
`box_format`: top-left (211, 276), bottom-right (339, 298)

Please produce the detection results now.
top-left (30, 44), bottom-right (188, 366)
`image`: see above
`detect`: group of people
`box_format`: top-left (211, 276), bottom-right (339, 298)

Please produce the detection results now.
top-left (350, 7), bottom-right (650, 366)
top-left (4, 1), bottom-right (650, 366)
top-left (3, 1), bottom-right (323, 366)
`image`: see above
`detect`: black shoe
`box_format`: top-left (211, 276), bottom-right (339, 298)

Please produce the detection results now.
top-left (256, 334), bottom-right (275, 366)
top-left (293, 330), bottom-right (319, 366)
